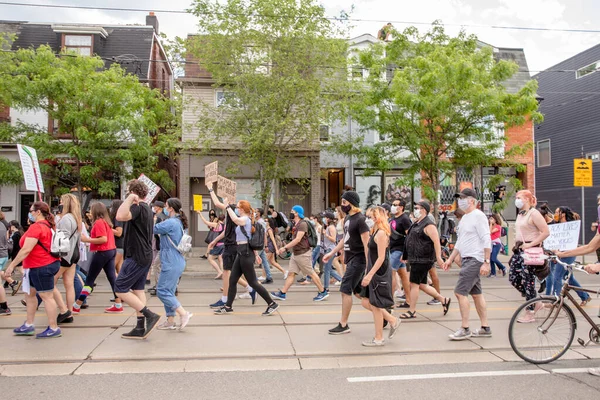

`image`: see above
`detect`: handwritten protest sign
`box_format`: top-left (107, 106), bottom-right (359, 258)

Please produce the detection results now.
top-left (138, 174), bottom-right (160, 204)
top-left (17, 144), bottom-right (44, 195)
top-left (193, 195), bottom-right (203, 211)
top-left (543, 220), bottom-right (581, 251)
top-left (217, 176), bottom-right (237, 204)
top-left (205, 161), bottom-right (218, 185)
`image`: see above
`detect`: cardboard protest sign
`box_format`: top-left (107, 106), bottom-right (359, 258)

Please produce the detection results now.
top-left (205, 161), bottom-right (218, 185)
top-left (217, 176), bottom-right (237, 204)
top-left (543, 220), bottom-right (581, 251)
top-left (138, 174), bottom-right (160, 204)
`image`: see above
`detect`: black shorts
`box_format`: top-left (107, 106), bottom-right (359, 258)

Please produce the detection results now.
top-left (340, 257), bottom-right (366, 296)
top-left (28, 261), bottom-right (60, 293)
top-left (222, 246), bottom-right (237, 271)
top-left (114, 258), bottom-right (150, 293)
top-left (409, 262), bottom-right (434, 285)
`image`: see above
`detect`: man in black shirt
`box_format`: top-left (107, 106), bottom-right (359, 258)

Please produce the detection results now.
top-left (389, 200), bottom-right (412, 308)
top-left (115, 179), bottom-right (160, 340)
top-left (323, 191), bottom-right (370, 335)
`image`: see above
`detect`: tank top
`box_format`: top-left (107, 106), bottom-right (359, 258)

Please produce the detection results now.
top-left (336, 220), bottom-right (344, 236)
top-left (367, 230), bottom-right (389, 276)
top-left (515, 209), bottom-right (541, 243)
top-left (323, 224), bottom-right (336, 252)
top-left (235, 217), bottom-right (252, 243)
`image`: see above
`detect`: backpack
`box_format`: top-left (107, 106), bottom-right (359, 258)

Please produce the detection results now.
top-left (501, 226), bottom-right (508, 237)
top-left (303, 219), bottom-right (318, 248)
top-left (38, 221), bottom-right (70, 258)
top-left (241, 220), bottom-right (265, 251)
top-left (276, 212), bottom-right (289, 229)
top-left (167, 223), bottom-right (193, 256)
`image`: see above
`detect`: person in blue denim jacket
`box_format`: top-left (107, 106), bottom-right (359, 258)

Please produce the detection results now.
top-left (154, 198), bottom-right (193, 330)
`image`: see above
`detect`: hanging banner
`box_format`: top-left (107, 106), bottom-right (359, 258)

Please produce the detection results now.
top-left (17, 144), bottom-right (44, 194)
top-left (138, 174), bottom-right (160, 204)
top-left (217, 176), bottom-right (237, 204)
top-left (543, 220), bottom-right (581, 251)
top-left (205, 161), bottom-right (219, 185)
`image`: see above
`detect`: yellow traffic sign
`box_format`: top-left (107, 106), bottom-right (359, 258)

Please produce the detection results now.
top-left (574, 158), bottom-right (593, 187)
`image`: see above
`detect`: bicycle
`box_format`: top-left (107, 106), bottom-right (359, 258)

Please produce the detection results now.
top-left (508, 254), bottom-right (600, 364)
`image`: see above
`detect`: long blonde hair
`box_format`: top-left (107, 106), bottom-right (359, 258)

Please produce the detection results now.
top-left (61, 193), bottom-right (82, 232)
top-left (370, 206), bottom-right (391, 236)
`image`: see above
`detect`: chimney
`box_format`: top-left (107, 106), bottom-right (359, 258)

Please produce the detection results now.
top-left (146, 12), bottom-right (159, 34)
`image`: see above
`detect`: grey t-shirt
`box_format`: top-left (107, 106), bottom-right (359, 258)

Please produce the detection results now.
top-left (0, 223), bottom-right (7, 259)
top-left (57, 213), bottom-right (80, 264)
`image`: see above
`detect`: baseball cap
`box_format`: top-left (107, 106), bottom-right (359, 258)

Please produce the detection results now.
top-left (454, 188), bottom-right (478, 199)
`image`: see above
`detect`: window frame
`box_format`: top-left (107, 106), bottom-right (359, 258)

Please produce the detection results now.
top-left (536, 139), bottom-right (551, 168)
top-left (62, 34), bottom-right (93, 56)
top-left (587, 151), bottom-right (600, 163)
top-left (576, 60), bottom-right (599, 79)
top-left (319, 125), bottom-right (330, 142)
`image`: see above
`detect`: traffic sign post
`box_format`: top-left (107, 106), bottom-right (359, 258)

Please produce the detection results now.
top-left (574, 158), bottom-right (593, 260)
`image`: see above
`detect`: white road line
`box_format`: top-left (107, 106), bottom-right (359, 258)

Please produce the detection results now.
top-left (552, 368), bottom-right (591, 374)
top-left (347, 369), bottom-right (548, 383)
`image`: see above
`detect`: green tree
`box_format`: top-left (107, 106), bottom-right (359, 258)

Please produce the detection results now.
top-left (0, 41), bottom-right (178, 199)
top-left (333, 23), bottom-right (542, 216)
top-left (186, 0), bottom-right (350, 209)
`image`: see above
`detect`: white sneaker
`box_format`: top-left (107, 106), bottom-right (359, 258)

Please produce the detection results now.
top-left (258, 276), bottom-right (266, 282)
top-left (239, 292), bottom-right (252, 299)
top-left (334, 281), bottom-right (341, 286)
top-left (283, 271), bottom-right (289, 280)
top-left (179, 312), bottom-right (193, 330)
top-left (394, 290), bottom-right (404, 298)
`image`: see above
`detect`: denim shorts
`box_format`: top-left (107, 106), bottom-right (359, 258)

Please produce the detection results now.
top-left (209, 245), bottom-right (224, 256)
top-left (28, 261), bottom-right (60, 293)
top-left (390, 250), bottom-right (406, 270)
top-left (0, 257), bottom-right (8, 271)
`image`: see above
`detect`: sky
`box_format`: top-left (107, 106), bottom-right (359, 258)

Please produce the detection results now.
top-left (1, 0), bottom-right (599, 73)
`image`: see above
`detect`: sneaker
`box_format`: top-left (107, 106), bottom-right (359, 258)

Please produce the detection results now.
top-left (389, 317), bottom-right (401, 339)
top-left (394, 290), bottom-right (403, 299)
top-left (362, 338), bottom-right (385, 347)
top-left (517, 311), bottom-right (536, 324)
top-left (121, 327), bottom-right (145, 340)
top-left (145, 279), bottom-right (151, 285)
top-left (264, 278), bottom-right (273, 284)
top-left (258, 276), bottom-right (266, 282)
top-left (157, 320), bottom-right (177, 330)
top-left (214, 306), bottom-right (233, 315)
top-left (210, 299), bottom-right (226, 309)
top-left (81, 304), bottom-right (89, 309)
top-left (449, 327), bottom-right (472, 341)
top-left (472, 327), bottom-right (492, 337)
top-left (487, 274), bottom-right (497, 278)
top-left (329, 323), bottom-right (351, 335)
top-left (71, 307), bottom-right (81, 315)
top-left (427, 299), bottom-right (441, 305)
top-left (149, 287), bottom-right (157, 296)
top-left (179, 312), bottom-right (193, 330)
top-left (297, 277), bottom-right (306, 283)
top-left (262, 302), bottom-right (279, 316)
top-left (249, 290), bottom-right (257, 305)
top-left (105, 305), bottom-right (124, 313)
top-left (271, 290), bottom-right (286, 301)
top-left (14, 323), bottom-right (35, 336)
top-left (283, 271), bottom-right (289, 280)
top-left (143, 312), bottom-right (160, 338)
top-left (238, 292), bottom-right (252, 299)
top-left (57, 310), bottom-right (72, 324)
top-left (501, 269), bottom-right (507, 277)
top-left (200, 255), bottom-right (208, 260)
top-left (588, 368), bottom-right (600, 377)
top-left (334, 281), bottom-right (341, 286)
top-left (313, 291), bottom-right (329, 302)
top-left (3, 281), bottom-right (8, 289)
top-left (10, 280), bottom-right (22, 296)
top-left (538, 280), bottom-right (546, 294)
top-left (36, 326), bottom-right (62, 339)
top-left (0, 307), bottom-right (12, 316)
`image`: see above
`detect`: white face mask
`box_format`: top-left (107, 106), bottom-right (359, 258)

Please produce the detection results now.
top-left (366, 218), bottom-right (375, 229)
top-left (390, 206), bottom-right (398, 215)
top-left (458, 198), bottom-right (470, 211)
top-left (413, 209), bottom-right (422, 219)
top-left (515, 198), bottom-right (525, 209)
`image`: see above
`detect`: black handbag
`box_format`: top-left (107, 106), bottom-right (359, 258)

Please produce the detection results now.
top-left (205, 228), bottom-right (218, 245)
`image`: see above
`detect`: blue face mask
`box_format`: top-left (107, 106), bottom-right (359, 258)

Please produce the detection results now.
top-left (28, 212), bottom-right (35, 223)
top-left (164, 207), bottom-right (169, 215)
top-left (234, 209), bottom-right (240, 217)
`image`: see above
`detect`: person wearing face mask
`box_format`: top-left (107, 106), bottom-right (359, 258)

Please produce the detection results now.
top-left (320, 211), bottom-right (342, 291)
top-left (198, 210), bottom-right (224, 279)
top-left (507, 190), bottom-right (550, 323)
top-left (153, 198), bottom-right (193, 330)
top-left (271, 206), bottom-right (328, 301)
top-left (148, 201), bottom-right (168, 296)
top-left (442, 188), bottom-right (492, 340)
top-left (323, 191), bottom-right (370, 335)
top-left (388, 200), bottom-right (412, 309)
top-left (200, 209), bottom-right (218, 260)
top-left (400, 201), bottom-right (450, 319)
top-left (7, 221), bottom-right (24, 295)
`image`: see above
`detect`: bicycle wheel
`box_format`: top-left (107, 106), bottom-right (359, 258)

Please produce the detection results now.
top-left (508, 296), bottom-right (576, 364)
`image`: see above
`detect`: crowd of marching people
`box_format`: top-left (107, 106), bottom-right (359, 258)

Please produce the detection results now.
top-left (2, 179), bottom-right (600, 350)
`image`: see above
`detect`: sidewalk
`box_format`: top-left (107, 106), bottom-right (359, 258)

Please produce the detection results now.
top-left (1, 260), bottom-right (600, 377)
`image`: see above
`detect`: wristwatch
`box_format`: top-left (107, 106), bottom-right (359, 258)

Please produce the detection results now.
top-left (208, 188), bottom-right (213, 193)
top-left (484, 259), bottom-right (490, 263)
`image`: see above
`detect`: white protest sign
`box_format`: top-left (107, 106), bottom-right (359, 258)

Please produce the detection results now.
top-left (138, 174), bottom-right (160, 204)
top-left (205, 161), bottom-right (218, 185)
top-left (17, 144), bottom-right (44, 194)
top-left (543, 220), bottom-right (581, 251)
top-left (217, 175), bottom-right (237, 204)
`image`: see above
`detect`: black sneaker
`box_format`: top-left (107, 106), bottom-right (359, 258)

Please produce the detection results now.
top-left (81, 303), bottom-right (89, 309)
top-left (297, 277), bottom-right (306, 283)
top-left (121, 327), bottom-right (145, 340)
top-left (538, 280), bottom-right (546, 294)
top-left (200, 255), bottom-right (208, 260)
top-left (328, 323), bottom-right (351, 335)
top-left (145, 279), bottom-right (151, 285)
top-left (214, 306), bottom-right (234, 315)
top-left (262, 302), bottom-right (279, 316)
top-left (3, 281), bottom-right (8, 289)
top-left (264, 278), bottom-right (273, 284)
top-left (57, 310), bottom-right (73, 324)
top-left (143, 312), bottom-right (161, 338)
top-left (10, 280), bottom-right (22, 296)
top-left (0, 307), bottom-right (12, 316)
top-left (149, 287), bottom-right (157, 296)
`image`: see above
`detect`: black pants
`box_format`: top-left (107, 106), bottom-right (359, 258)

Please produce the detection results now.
top-left (85, 249), bottom-right (117, 298)
top-left (226, 244), bottom-right (272, 308)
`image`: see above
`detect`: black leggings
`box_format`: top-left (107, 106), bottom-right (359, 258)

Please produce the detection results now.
top-left (226, 245), bottom-right (272, 308)
top-left (81, 249), bottom-right (117, 300)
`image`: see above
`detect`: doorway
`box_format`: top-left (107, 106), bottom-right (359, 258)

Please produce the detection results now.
top-left (327, 169), bottom-right (344, 209)
top-left (19, 194), bottom-right (35, 230)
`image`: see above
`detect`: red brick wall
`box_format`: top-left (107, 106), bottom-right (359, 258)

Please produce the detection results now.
top-left (183, 35), bottom-right (212, 78)
top-left (0, 104), bottom-right (9, 123)
top-left (505, 120), bottom-right (535, 193)
top-left (149, 35), bottom-right (173, 95)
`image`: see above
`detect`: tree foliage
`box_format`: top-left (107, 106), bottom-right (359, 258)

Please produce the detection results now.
top-left (0, 37), bottom-right (178, 198)
top-left (186, 0), bottom-right (350, 208)
top-left (332, 23), bottom-right (542, 215)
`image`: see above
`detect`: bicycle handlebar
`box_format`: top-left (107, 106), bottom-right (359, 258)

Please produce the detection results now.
top-left (546, 254), bottom-right (594, 275)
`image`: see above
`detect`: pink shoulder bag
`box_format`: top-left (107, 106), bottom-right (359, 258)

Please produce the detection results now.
top-left (518, 210), bottom-right (546, 266)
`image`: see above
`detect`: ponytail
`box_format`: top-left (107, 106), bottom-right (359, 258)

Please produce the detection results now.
top-left (166, 198), bottom-right (188, 230)
top-left (250, 207), bottom-right (256, 234)
top-left (32, 201), bottom-right (55, 229)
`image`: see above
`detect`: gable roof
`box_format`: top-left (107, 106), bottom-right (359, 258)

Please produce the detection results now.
top-left (493, 47), bottom-right (532, 94)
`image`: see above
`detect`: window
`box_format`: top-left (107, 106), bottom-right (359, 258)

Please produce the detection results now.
top-left (63, 35), bottom-right (92, 56)
top-left (576, 61), bottom-right (599, 79)
top-left (587, 152), bottom-right (600, 162)
top-left (537, 139), bottom-right (551, 167)
top-left (319, 125), bottom-right (330, 141)
top-left (215, 90), bottom-right (239, 108)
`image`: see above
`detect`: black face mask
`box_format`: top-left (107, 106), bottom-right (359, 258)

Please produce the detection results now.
top-left (341, 204), bottom-right (352, 214)
top-left (58, 204), bottom-right (63, 214)
top-left (289, 213), bottom-right (296, 220)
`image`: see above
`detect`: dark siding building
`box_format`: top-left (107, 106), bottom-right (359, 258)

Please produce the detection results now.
top-left (534, 43), bottom-right (600, 235)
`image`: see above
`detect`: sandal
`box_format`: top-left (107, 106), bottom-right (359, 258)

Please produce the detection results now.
top-left (399, 311), bottom-right (417, 319)
top-left (581, 299), bottom-right (592, 307)
top-left (442, 298), bottom-right (451, 316)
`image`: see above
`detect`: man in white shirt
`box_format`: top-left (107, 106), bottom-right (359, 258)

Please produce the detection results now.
top-left (443, 188), bottom-right (492, 341)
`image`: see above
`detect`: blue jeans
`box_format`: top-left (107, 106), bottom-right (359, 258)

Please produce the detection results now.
top-left (312, 245), bottom-right (321, 268)
top-left (259, 250), bottom-right (271, 280)
top-left (157, 260), bottom-right (186, 317)
top-left (490, 242), bottom-right (506, 275)
top-left (550, 257), bottom-right (589, 301)
top-left (322, 255), bottom-right (342, 290)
